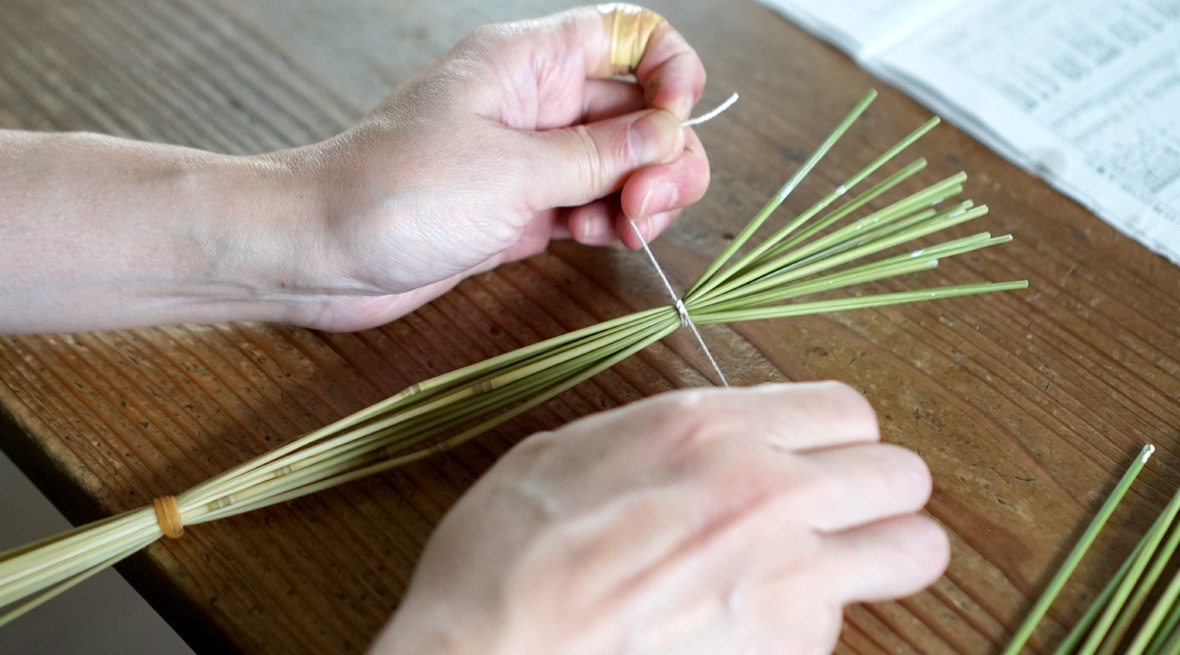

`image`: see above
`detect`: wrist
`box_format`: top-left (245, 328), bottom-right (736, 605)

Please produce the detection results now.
top-left (183, 148), bottom-right (336, 324)
top-left (0, 131), bottom-right (337, 331)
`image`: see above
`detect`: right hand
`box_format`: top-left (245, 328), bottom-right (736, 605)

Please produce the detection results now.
top-left (371, 382), bottom-right (949, 655)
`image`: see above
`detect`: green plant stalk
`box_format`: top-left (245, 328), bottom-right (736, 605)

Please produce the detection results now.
top-left (0, 313), bottom-right (665, 597)
top-left (1125, 546), bottom-right (1180, 654)
top-left (713, 117), bottom-right (941, 284)
top-left (696, 257), bottom-right (941, 314)
top-left (707, 233), bottom-right (1012, 314)
top-left (192, 312), bottom-right (679, 521)
top-left (693, 203), bottom-right (985, 310)
top-left (747, 158), bottom-right (929, 269)
top-left (1153, 633), bottom-right (1180, 655)
top-left (0, 521), bottom-right (157, 604)
top-left (1054, 536), bottom-right (1144, 655)
top-left (0, 316), bottom-right (681, 614)
top-left (687, 89), bottom-right (878, 298)
top-left (1146, 611), bottom-right (1180, 655)
top-left (695, 207), bottom-right (956, 309)
top-left (699, 176), bottom-right (968, 304)
top-left (180, 305), bottom-right (667, 503)
top-left (751, 174), bottom-right (967, 272)
top-left (239, 316), bottom-right (682, 515)
top-left (0, 510), bottom-right (141, 581)
top-left (748, 158), bottom-right (928, 266)
top-left (1001, 444), bottom-right (1155, 655)
top-left (1144, 589), bottom-right (1180, 655)
top-left (797, 197), bottom-right (973, 267)
top-left (782, 196), bottom-right (975, 270)
top-left (1052, 502), bottom-right (1180, 655)
top-left (695, 281), bottom-right (1028, 325)
top-left (1093, 487), bottom-right (1180, 655)
top-left (0, 511), bottom-right (152, 592)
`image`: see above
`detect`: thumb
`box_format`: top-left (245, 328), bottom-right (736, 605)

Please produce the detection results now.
top-left (526, 109), bottom-right (684, 210)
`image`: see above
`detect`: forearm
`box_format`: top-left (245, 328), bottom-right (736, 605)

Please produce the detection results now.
top-left (0, 130), bottom-right (323, 332)
top-left (0, 2), bottom-right (711, 335)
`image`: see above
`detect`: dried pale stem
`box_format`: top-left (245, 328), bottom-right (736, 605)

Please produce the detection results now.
top-left (0, 89), bottom-right (1031, 625)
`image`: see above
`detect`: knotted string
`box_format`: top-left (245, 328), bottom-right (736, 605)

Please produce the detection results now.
top-left (627, 220), bottom-right (729, 387)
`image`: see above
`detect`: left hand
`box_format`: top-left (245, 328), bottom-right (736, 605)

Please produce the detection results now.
top-left (0, 5), bottom-right (708, 333)
top-left (267, 5), bottom-right (711, 330)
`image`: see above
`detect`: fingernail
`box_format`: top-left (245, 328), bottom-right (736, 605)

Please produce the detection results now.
top-left (629, 110), bottom-right (684, 164)
top-left (637, 182), bottom-right (679, 219)
top-left (579, 215), bottom-right (606, 242)
top-left (633, 212), bottom-right (671, 242)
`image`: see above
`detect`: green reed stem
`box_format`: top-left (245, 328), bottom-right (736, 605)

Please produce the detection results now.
top-left (688, 89), bottom-right (877, 297)
top-left (1001, 445), bottom-right (1155, 655)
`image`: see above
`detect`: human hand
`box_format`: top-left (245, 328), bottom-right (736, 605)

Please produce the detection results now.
top-left (265, 5), bottom-right (710, 331)
top-left (369, 382), bottom-right (949, 655)
top-left (0, 5), bottom-right (707, 333)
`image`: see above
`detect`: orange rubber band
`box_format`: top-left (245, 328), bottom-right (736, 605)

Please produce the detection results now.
top-left (152, 495), bottom-right (184, 539)
top-left (601, 3), bottom-right (665, 75)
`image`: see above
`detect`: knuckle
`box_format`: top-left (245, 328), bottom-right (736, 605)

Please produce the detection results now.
top-left (568, 124), bottom-right (608, 194)
top-left (453, 23), bottom-right (528, 74)
top-left (487, 213), bottom-right (526, 246)
top-left (684, 155), bottom-right (711, 204)
top-left (498, 429), bottom-right (558, 473)
top-left (639, 389), bottom-right (726, 450)
top-left (460, 23), bottom-right (511, 53)
top-left (502, 145), bottom-right (535, 183)
top-left (800, 459), bottom-right (843, 504)
top-left (518, 428), bottom-right (560, 453)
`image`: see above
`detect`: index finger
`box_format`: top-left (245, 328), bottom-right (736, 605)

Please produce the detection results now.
top-left (551, 4), bottom-right (707, 120)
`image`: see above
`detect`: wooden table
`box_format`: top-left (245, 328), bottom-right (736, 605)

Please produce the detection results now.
top-left (3, 0), bottom-right (1179, 653)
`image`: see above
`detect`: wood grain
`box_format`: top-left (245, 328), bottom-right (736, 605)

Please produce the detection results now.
top-left (2, 0), bottom-right (1180, 653)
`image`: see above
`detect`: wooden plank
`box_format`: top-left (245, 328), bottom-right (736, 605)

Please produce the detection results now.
top-left (1, 0), bottom-right (1179, 653)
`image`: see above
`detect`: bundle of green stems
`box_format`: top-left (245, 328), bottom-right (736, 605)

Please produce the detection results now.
top-left (0, 90), bottom-right (1027, 625)
top-left (1004, 444), bottom-right (1180, 655)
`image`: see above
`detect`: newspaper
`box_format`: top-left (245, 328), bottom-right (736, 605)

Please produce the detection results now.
top-left (757, 0), bottom-right (1180, 265)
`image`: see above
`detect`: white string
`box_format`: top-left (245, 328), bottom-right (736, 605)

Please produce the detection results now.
top-left (683, 92), bottom-right (739, 127)
top-left (623, 92), bottom-right (741, 387)
top-left (627, 220), bottom-right (729, 388)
